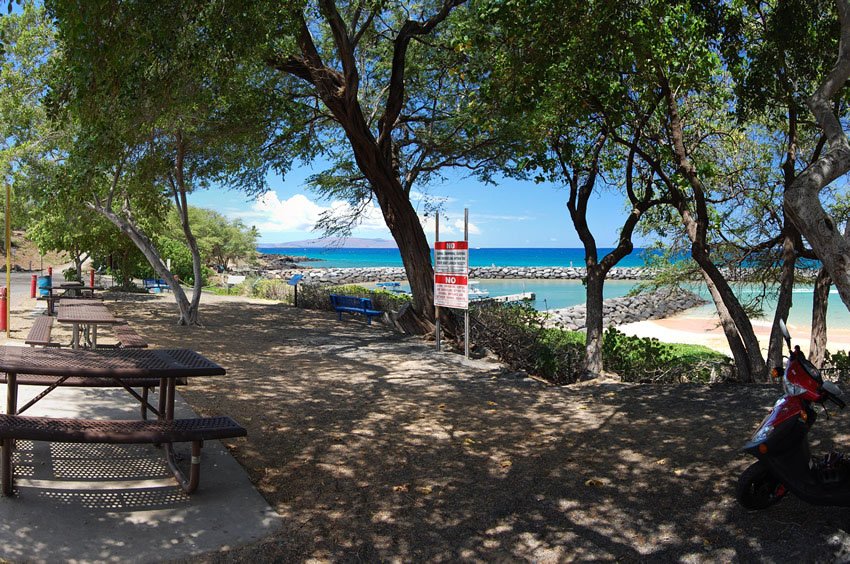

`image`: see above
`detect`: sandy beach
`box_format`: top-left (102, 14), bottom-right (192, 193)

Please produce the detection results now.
top-left (619, 308), bottom-right (850, 357)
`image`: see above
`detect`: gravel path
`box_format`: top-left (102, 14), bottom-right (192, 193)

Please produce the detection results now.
top-left (78, 292), bottom-right (850, 561)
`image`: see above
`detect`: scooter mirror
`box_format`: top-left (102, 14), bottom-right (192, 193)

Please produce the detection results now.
top-left (779, 319), bottom-right (791, 350)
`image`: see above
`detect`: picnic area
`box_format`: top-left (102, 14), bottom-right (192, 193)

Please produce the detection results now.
top-left (1, 285), bottom-right (849, 562)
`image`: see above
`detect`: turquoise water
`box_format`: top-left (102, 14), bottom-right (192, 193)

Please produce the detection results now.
top-left (258, 247), bottom-right (654, 268)
top-left (259, 246), bottom-right (850, 329)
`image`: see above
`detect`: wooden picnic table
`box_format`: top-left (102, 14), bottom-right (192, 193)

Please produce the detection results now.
top-left (57, 302), bottom-right (121, 349)
top-left (0, 346), bottom-right (236, 495)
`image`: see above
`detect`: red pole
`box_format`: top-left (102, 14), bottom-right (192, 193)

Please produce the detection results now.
top-left (47, 266), bottom-right (52, 277)
top-left (0, 288), bottom-right (8, 332)
top-left (90, 268), bottom-right (95, 288)
top-left (30, 274), bottom-right (36, 298)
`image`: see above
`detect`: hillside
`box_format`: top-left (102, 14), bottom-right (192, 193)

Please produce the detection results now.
top-left (263, 237), bottom-right (397, 249)
top-left (5, 230), bottom-right (68, 272)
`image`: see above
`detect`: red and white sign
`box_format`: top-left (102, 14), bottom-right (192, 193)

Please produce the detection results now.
top-left (434, 241), bottom-right (469, 309)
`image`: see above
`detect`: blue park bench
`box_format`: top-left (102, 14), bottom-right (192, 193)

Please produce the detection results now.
top-left (142, 278), bottom-right (170, 292)
top-left (329, 294), bottom-right (382, 325)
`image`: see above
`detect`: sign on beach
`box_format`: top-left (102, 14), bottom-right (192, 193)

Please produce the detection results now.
top-left (434, 241), bottom-right (469, 309)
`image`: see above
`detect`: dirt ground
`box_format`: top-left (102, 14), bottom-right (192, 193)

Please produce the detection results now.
top-left (19, 291), bottom-right (850, 562)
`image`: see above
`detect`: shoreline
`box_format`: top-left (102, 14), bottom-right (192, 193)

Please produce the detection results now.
top-left (618, 309), bottom-right (850, 357)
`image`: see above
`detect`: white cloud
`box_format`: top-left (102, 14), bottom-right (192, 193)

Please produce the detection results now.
top-left (243, 192), bottom-right (387, 234)
top-left (453, 218), bottom-right (480, 235)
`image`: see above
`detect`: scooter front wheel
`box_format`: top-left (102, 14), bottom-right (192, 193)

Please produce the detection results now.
top-left (737, 461), bottom-right (786, 510)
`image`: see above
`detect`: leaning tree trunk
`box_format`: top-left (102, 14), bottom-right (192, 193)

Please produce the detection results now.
top-left (660, 77), bottom-right (766, 381)
top-left (90, 204), bottom-right (195, 325)
top-left (375, 183), bottom-right (436, 332)
top-left (768, 230), bottom-right (797, 370)
top-left (699, 270), bottom-right (754, 382)
top-left (810, 267), bottom-right (832, 366)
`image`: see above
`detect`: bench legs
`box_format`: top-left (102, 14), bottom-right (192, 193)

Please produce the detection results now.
top-left (165, 440), bottom-right (203, 494)
top-left (1, 438), bottom-right (10, 496)
top-left (1, 440), bottom-right (207, 497)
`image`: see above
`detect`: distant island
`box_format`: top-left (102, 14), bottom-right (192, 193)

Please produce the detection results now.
top-left (261, 237), bottom-right (398, 249)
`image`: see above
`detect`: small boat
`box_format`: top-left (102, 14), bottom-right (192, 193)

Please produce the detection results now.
top-left (468, 281), bottom-right (490, 300)
top-left (376, 281), bottom-right (410, 295)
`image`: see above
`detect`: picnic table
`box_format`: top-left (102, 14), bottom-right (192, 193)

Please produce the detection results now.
top-left (0, 346), bottom-right (243, 495)
top-left (57, 301), bottom-right (121, 349)
top-left (58, 282), bottom-right (102, 298)
top-left (37, 285), bottom-right (102, 316)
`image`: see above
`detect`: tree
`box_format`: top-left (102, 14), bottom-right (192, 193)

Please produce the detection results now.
top-left (462, 0), bottom-right (682, 377)
top-left (47, 0), bottom-right (286, 324)
top-left (173, 208), bottom-right (258, 272)
top-left (469, 0), bottom-right (769, 380)
top-left (782, 0), bottom-right (850, 313)
top-left (261, 0), bottom-right (496, 332)
top-left (0, 3), bottom-right (54, 242)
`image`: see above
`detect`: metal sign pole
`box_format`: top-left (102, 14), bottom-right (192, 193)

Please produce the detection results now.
top-left (434, 212), bottom-right (440, 353)
top-left (464, 208), bottom-right (469, 360)
top-left (5, 183), bottom-right (10, 337)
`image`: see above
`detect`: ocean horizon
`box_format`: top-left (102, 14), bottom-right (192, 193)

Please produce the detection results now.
top-left (257, 246), bottom-right (654, 269)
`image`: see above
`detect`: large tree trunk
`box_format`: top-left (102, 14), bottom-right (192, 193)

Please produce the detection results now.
top-left (785, 1), bottom-right (850, 310)
top-left (375, 182), bottom-right (435, 326)
top-left (768, 229), bottom-right (797, 369)
top-left (810, 267), bottom-right (831, 366)
top-left (583, 264), bottom-right (605, 377)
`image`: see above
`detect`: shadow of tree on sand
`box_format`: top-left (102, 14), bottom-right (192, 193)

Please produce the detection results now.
top-left (110, 295), bottom-right (850, 561)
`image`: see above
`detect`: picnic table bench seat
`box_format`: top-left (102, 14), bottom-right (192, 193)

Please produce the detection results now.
top-left (329, 294), bottom-right (383, 325)
top-left (0, 414), bottom-right (247, 495)
top-left (25, 317), bottom-right (58, 347)
top-left (113, 323), bottom-right (148, 349)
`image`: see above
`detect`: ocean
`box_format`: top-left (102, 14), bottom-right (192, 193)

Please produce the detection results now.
top-left (258, 246), bottom-right (850, 331)
top-left (258, 247), bottom-right (652, 269)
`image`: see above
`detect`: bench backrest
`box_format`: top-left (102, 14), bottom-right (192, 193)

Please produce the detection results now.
top-left (329, 294), bottom-right (373, 310)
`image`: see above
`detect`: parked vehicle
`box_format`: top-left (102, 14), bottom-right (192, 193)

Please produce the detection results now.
top-left (738, 320), bottom-right (848, 509)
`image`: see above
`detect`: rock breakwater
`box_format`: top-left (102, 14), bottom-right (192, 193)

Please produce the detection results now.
top-left (544, 288), bottom-right (707, 331)
top-left (261, 266), bottom-right (655, 284)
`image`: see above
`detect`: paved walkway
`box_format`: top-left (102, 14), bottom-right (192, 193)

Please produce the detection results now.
top-left (0, 305), bottom-right (281, 562)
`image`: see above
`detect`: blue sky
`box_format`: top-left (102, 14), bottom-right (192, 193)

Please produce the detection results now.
top-left (189, 165), bottom-right (642, 248)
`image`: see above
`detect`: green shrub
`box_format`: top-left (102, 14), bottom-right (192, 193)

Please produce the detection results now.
top-left (469, 301), bottom-right (583, 384)
top-left (823, 350), bottom-right (850, 383)
top-left (602, 327), bottom-right (731, 383)
top-left (251, 278), bottom-right (291, 301)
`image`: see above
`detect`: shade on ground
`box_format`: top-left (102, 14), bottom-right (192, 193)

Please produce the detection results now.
top-left (0, 383), bottom-right (281, 562)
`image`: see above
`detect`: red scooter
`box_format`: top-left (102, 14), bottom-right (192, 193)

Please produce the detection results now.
top-left (738, 320), bottom-right (847, 510)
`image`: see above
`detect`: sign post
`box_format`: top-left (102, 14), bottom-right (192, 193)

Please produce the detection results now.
top-left (434, 208), bottom-right (470, 358)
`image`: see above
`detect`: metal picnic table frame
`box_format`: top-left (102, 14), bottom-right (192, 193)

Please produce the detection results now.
top-left (56, 301), bottom-right (120, 349)
top-left (0, 346), bottom-right (228, 493)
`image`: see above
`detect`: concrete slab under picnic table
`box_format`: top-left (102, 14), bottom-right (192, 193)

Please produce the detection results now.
top-left (0, 376), bottom-right (281, 562)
